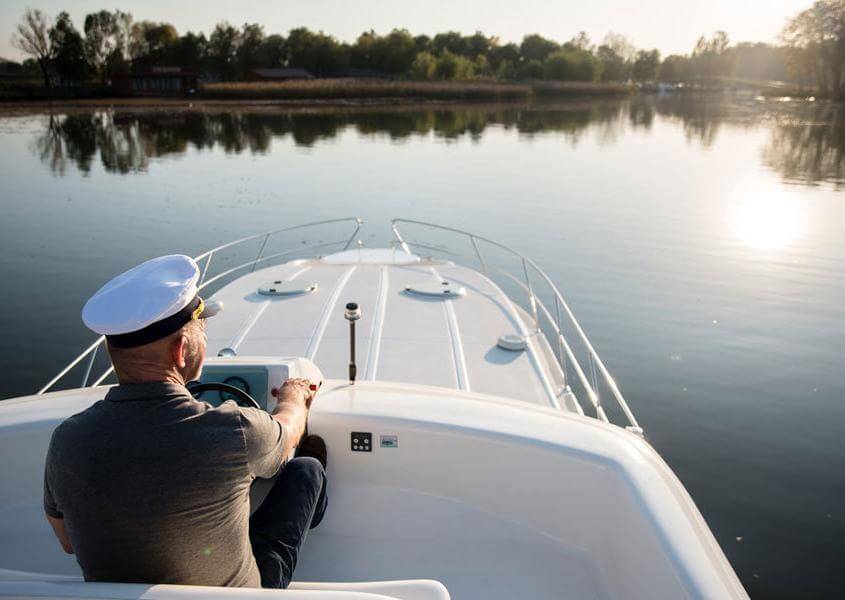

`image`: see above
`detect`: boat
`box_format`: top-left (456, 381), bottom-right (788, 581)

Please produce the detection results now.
top-left (0, 218), bottom-right (748, 599)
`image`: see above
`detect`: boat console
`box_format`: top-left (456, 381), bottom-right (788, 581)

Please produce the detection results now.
top-left (194, 356), bottom-right (324, 411)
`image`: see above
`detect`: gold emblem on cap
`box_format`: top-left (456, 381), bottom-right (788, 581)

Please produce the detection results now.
top-left (191, 298), bottom-right (205, 321)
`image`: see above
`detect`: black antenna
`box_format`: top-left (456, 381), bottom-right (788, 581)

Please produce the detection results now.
top-left (344, 302), bottom-right (361, 383)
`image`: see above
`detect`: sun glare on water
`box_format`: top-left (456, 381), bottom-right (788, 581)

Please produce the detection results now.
top-left (731, 185), bottom-right (807, 251)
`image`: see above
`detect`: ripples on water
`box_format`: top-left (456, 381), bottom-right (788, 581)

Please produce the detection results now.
top-left (0, 96), bottom-right (843, 599)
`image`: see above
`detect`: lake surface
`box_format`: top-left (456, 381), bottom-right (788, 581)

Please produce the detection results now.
top-left (1, 96), bottom-right (843, 598)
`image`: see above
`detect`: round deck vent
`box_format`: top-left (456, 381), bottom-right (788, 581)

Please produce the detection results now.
top-left (258, 280), bottom-right (318, 297)
top-left (497, 333), bottom-right (527, 352)
top-left (404, 281), bottom-right (466, 299)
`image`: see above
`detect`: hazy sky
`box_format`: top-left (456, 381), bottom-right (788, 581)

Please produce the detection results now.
top-left (2, 0), bottom-right (810, 62)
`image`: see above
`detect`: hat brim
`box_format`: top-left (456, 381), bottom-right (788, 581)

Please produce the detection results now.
top-left (197, 298), bottom-right (223, 319)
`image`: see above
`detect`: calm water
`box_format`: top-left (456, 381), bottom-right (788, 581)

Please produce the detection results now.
top-left (1, 97), bottom-right (843, 598)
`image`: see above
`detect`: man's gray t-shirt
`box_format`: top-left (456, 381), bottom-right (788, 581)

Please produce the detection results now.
top-left (43, 382), bottom-right (286, 587)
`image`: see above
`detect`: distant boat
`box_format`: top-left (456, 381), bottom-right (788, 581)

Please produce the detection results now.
top-left (0, 218), bottom-right (748, 599)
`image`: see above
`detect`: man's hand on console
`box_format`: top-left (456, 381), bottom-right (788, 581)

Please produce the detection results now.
top-left (278, 378), bottom-right (317, 409)
top-left (270, 378), bottom-right (316, 456)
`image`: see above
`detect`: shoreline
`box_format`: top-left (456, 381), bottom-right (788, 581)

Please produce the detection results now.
top-left (0, 97), bottom-right (628, 119)
top-left (0, 78), bottom-right (632, 111)
top-left (0, 95), bottom-right (628, 117)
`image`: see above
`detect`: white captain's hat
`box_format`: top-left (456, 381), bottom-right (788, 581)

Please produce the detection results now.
top-left (82, 254), bottom-right (222, 348)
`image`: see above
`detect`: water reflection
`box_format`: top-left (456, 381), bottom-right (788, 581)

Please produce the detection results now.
top-left (731, 184), bottom-right (808, 250)
top-left (762, 102), bottom-right (845, 187)
top-left (31, 98), bottom-right (845, 187)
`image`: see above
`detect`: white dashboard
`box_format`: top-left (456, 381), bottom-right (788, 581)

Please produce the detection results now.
top-left (197, 356), bottom-right (324, 411)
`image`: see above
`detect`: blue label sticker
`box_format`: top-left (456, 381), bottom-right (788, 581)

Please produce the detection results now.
top-left (380, 435), bottom-right (398, 448)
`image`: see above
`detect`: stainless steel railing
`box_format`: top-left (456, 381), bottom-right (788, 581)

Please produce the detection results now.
top-left (37, 217), bottom-right (363, 395)
top-left (391, 218), bottom-right (642, 433)
top-left (37, 215), bottom-right (639, 433)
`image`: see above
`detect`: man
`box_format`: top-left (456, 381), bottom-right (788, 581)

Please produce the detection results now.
top-left (43, 254), bottom-right (327, 589)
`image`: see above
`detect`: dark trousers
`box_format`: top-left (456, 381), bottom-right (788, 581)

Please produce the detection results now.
top-left (249, 456), bottom-right (328, 589)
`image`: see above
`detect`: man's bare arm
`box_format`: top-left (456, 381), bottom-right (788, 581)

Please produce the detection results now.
top-left (46, 514), bottom-right (73, 554)
top-left (270, 379), bottom-right (314, 457)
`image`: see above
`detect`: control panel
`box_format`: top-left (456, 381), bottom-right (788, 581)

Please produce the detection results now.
top-left (351, 432), bottom-right (372, 452)
top-left (199, 367), bottom-right (269, 409)
top-left (198, 356), bottom-right (324, 411)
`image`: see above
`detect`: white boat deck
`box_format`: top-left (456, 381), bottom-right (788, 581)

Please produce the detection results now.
top-left (205, 249), bottom-right (569, 409)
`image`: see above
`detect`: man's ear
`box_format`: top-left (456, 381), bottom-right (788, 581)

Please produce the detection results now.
top-left (171, 334), bottom-right (188, 369)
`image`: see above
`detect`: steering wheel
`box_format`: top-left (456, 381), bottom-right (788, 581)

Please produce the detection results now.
top-left (186, 381), bottom-right (261, 410)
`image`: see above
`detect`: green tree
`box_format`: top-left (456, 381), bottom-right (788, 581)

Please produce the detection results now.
top-left (208, 22), bottom-right (240, 80)
top-left (50, 12), bottom-right (88, 83)
top-left (473, 54), bottom-right (491, 77)
top-left (495, 59), bottom-right (517, 80)
top-left (489, 43), bottom-right (520, 71)
top-left (237, 23), bottom-right (265, 76)
top-left (130, 21), bottom-right (178, 62)
top-left (285, 28), bottom-right (348, 76)
top-left (169, 32), bottom-right (208, 71)
top-left (690, 31), bottom-right (735, 81)
top-left (659, 55), bottom-right (690, 82)
top-left (517, 58), bottom-right (544, 79)
top-left (413, 34), bottom-right (431, 55)
top-left (355, 29), bottom-right (417, 74)
top-left (632, 49), bottom-right (660, 82)
top-left (432, 31), bottom-right (468, 56)
top-left (542, 48), bottom-right (597, 81)
top-left (258, 34), bottom-right (287, 68)
top-left (597, 45), bottom-right (628, 81)
top-left (11, 8), bottom-right (52, 88)
top-left (520, 34), bottom-right (559, 62)
top-left (466, 31), bottom-right (494, 58)
top-left (84, 10), bottom-right (132, 81)
top-left (433, 50), bottom-right (474, 79)
top-left (410, 51), bottom-right (436, 79)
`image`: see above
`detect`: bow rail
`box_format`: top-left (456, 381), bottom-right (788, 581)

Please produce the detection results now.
top-left (37, 216), bottom-right (640, 433)
top-left (391, 218), bottom-right (641, 433)
top-left (37, 217), bottom-right (363, 395)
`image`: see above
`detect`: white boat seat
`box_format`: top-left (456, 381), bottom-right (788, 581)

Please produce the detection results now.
top-left (0, 579), bottom-right (450, 600)
top-left (291, 580), bottom-right (449, 599)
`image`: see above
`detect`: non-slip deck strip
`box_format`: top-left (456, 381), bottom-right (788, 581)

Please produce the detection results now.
top-left (364, 266), bottom-right (389, 381)
top-left (305, 266), bottom-right (357, 361)
top-left (430, 266), bottom-right (470, 392)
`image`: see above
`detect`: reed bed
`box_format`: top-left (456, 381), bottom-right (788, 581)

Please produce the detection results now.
top-left (201, 78), bottom-right (633, 102)
top-left (201, 78), bottom-right (532, 101)
top-left (530, 80), bottom-right (632, 97)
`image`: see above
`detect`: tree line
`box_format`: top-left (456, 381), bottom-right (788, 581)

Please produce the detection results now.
top-left (8, 1), bottom-right (845, 96)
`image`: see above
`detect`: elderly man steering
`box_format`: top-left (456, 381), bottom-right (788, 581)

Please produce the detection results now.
top-left (43, 255), bottom-right (327, 589)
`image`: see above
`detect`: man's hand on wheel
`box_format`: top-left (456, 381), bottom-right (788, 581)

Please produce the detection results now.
top-left (279, 378), bottom-right (316, 408)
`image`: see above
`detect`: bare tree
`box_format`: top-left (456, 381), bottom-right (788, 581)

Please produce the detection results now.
top-left (782, 0), bottom-right (845, 97)
top-left (602, 32), bottom-right (636, 62)
top-left (11, 8), bottom-right (52, 88)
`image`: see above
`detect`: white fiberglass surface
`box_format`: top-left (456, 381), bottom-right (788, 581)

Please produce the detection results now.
top-left (204, 260), bottom-right (559, 407)
top-left (296, 487), bottom-right (607, 600)
top-left (0, 384), bottom-right (745, 599)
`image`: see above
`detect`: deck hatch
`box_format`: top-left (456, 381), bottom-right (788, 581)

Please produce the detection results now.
top-left (258, 280), bottom-right (318, 297)
top-left (404, 281), bottom-right (466, 299)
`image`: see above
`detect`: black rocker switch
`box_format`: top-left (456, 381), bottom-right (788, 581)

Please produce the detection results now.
top-left (351, 432), bottom-right (372, 452)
